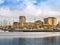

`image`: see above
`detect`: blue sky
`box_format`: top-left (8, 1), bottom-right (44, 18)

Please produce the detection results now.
top-left (0, 0), bottom-right (60, 23)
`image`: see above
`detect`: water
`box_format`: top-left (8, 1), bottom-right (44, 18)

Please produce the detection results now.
top-left (0, 36), bottom-right (60, 45)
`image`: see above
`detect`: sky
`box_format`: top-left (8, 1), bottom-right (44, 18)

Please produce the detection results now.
top-left (0, 0), bottom-right (60, 25)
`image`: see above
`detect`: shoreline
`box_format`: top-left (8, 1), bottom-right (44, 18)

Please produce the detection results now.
top-left (0, 32), bottom-right (59, 38)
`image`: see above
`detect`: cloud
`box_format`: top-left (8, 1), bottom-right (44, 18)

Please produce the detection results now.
top-left (0, 0), bottom-right (60, 22)
top-left (0, 5), bottom-right (60, 18)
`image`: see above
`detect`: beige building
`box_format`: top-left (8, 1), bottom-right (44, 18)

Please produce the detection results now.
top-left (25, 22), bottom-right (35, 29)
top-left (35, 20), bottom-right (43, 29)
top-left (13, 16), bottom-right (58, 30)
top-left (19, 16), bottom-right (26, 27)
top-left (19, 16), bottom-right (26, 23)
top-left (43, 24), bottom-right (52, 30)
top-left (13, 22), bottom-right (20, 29)
top-left (44, 17), bottom-right (58, 27)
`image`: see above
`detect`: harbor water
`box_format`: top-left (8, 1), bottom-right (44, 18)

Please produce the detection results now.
top-left (0, 36), bottom-right (60, 45)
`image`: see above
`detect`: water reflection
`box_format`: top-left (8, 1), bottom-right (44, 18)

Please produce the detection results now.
top-left (43, 37), bottom-right (58, 45)
top-left (0, 36), bottom-right (60, 45)
top-left (18, 37), bottom-right (59, 45)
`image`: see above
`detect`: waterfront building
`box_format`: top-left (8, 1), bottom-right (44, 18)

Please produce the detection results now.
top-left (19, 16), bottom-right (26, 23)
top-left (12, 16), bottom-right (58, 30)
top-left (7, 25), bottom-right (13, 30)
top-left (19, 16), bottom-right (26, 28)
top-left (35, 20), bottom-right (43, 29)
top-left (25, 22), bottom-right (35, 29)
top-left (13, 22), bottom-right (20, 29)
top-left (43, 24), bottom-right (52, 30)
top-left (44, 17), bottom-right (58, 27)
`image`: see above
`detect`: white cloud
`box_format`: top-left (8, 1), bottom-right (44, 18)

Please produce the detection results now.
top-left (0, 0), bottom-right (60, 22)
top-left (0, 0), bottom-right (60, 25)
top-left (0, 6), bottom-right (60, 18)
top-left (42, 10), bottom-right (60, 17)
top-left (0, 6), bottom-right (42, 17)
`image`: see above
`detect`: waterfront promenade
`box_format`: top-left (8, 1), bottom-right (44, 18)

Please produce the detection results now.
top-left (0, 32), bottom-right (60, 38)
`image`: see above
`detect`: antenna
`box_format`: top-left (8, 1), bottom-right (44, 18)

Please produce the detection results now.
top-left (8, 17), bottom-right (11, 25)
top-left (1, 21), bottom-right (2, 26)
top-left (3, 19), bottom-right (7, 27)
top-left (34, 16), bottom-right (36, 21)
top-left (9, 21), bottom-right (10, 25)
top-left (13, 18), bottom-right (14, 23)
